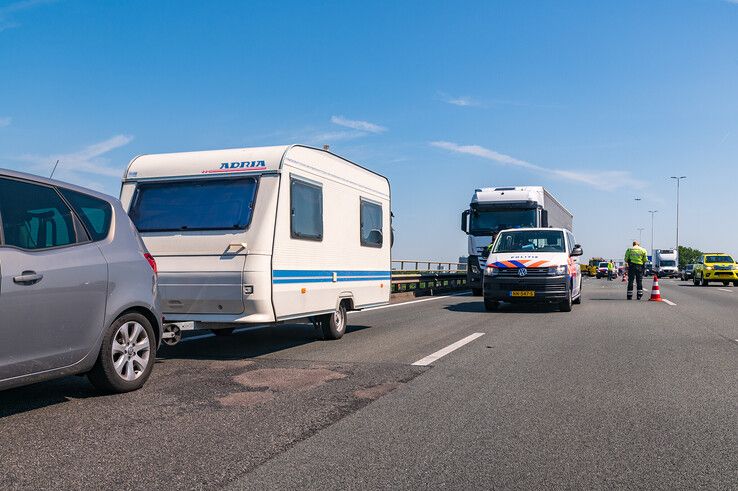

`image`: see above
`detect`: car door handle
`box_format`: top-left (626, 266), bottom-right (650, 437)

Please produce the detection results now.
top-left (13, 271), bottom-right (43, 285)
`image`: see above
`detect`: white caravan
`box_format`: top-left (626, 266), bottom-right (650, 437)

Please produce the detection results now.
top-left (120, 145), bottom-right (391, 342)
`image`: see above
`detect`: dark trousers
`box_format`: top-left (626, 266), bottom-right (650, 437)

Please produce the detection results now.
top-left (627, 263), bottom-right (645, 298)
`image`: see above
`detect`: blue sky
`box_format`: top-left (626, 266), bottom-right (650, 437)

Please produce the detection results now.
top-left (1, 0), bottom-right (738, 261)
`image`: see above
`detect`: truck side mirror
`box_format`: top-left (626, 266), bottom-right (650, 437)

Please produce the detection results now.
top-left (461, 210), bottom-right (469, 233)
top-left (571, 245), bottom-right (583, 257)
top-left (541, 209), bottom-right (549, 227)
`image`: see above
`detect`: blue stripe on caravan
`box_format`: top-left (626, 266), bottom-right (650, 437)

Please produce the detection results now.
top-left (273, 270), bottom-right (391, 278)
top-left (273, 276), bottom-right (390, 284)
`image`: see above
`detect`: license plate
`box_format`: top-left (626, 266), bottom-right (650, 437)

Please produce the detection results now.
top-left (510, 290), bottom-right (535, 297)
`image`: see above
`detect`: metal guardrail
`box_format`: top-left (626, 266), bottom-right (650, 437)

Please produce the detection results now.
top-left (391, 260), bottom-right (468, 295)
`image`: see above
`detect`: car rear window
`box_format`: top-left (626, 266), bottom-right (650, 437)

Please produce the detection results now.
top-left (59, 188), bottom-right (113, 241)
top-left (129, 178), bottom-right (258, 232)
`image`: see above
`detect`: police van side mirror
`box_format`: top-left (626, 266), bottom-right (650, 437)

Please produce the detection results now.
top-left (461, 210), bottom-right (469, 233)
top-left (571, 245), bottom-right (583, 257)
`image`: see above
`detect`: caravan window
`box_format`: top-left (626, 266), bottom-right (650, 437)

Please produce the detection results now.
top-left (290, 177), bottom-right (323, 241)
top-left (360, 199), bottom-right (383, 247)
top-left (129, 178), bottom-right (258, 232)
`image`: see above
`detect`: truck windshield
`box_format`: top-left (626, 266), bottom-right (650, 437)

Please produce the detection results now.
top-left (660, 260), bottom-right (676, 267)
top-left (469, 209), bottom-right (536, 236)
top-left (492, 230), bottom-right (565, 253)
top-left (129, 177), bottom-right (258, 232)
top-left (706, 255), bottom-right (734, 263)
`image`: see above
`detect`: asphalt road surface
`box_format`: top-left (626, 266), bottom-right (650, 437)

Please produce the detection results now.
top-left (1, 277), bottom-right (736, 490)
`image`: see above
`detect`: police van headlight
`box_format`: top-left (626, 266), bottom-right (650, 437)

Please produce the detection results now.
top-left (548, 265), bottom-right (567, 275)
top-left (485, 266), bottom-right (499, 276)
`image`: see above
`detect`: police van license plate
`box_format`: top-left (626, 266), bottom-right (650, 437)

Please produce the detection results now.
top-left (510, 291), bottom-right (535, 297)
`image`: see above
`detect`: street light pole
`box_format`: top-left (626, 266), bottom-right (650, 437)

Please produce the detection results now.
top-left (637, 227), bottom-right (644, 243)
top-left (670, 176), bottom-right (686, 252)
top-left (648, 210), bottom-right (658, 253)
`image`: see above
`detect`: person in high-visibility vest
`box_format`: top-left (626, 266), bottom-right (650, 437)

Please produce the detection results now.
top-left (607, 260), bottom-right (615, 281)
top-left (624, 240), bottom-right (649, 299)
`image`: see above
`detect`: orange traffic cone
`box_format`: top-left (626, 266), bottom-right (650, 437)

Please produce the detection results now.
top-left (622, 270), bottom-right (627, 282)
top-left (648, 274), bottom-right (662, 302)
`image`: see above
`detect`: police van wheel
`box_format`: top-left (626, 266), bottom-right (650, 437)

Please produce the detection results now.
top-left (321, 303), bottom-right (347, 340)
top-left (471, 288), bottom-right (483, 296)
top-left (560, 291), bottom-right (573, 312)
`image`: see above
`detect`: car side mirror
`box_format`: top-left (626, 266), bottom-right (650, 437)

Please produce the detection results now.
top-left (571, 245), bottom-right (583, 257)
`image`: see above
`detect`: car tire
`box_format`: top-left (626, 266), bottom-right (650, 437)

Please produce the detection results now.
top-left (88, 313), bottom-right (156, 393)
top-left (723, 281), bottom-right (730, 287)
top-left (733, 281), bottom-right (738, 287)
top-left (483, 298), bottom-right (499, 311)
top-left (211, 327), bottom-right (235, 336)
top-left (693, 276), bottom-right (699, 286)
top-left (560, 290), bottom-right (573, 312)
top-left (471, 288), bottom-right (483, 296)
top-left (701, 277), bottom-right (708, 286)
top-left (321, 302), bottom-right (347, 340)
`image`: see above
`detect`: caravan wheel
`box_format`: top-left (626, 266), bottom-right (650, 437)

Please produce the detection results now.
top-left (321, 303), bottom-right (347, 340)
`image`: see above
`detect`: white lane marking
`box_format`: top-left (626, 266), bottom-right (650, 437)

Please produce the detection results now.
top-left (718, 288), bottom-right (733, 293)
top-left (662, 299), bottom-right (676, 306)
top-left (412, 332), bottom-right (485, 366)
top-left (360, 292), bottom-right (471, 312)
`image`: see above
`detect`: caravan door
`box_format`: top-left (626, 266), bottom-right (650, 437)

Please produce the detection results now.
top-left (127, 178), bottom-right (258, 316)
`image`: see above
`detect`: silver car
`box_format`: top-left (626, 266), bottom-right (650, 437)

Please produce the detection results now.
top-left (0, 169), bottom-right (162, 393)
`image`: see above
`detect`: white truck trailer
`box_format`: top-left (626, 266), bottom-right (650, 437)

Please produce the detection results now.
top-left (120, 145), bottom-right (391, 343)
top-left (461, 186), bottom-right (573, 295)
top-left (652, 249), bottom-right (678, 278)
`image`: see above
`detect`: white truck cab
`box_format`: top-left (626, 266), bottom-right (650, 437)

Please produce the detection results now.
top-left (482, 227), bottom-right (583, 312)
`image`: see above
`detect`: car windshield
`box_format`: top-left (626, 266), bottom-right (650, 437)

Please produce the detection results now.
top-left (599, 262), bottom-right (608, 268)
top-left (492, 230), bottom-right (565, 253)
top-left (706, 255), bottom-right (734, 263)
top-left (469, 208), bottom-right (536, 236)
top-left (129, 177), bottom-right (258, 232)
top-left (660, 260), bottom-right (676, 267)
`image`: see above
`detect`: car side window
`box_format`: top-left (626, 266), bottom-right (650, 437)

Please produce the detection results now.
top-left (360, 198), bottom-right (383, 247)
top-left (290, 176), bottom-right (323, 241)
top-left (0, 178), bottom-right (78, 250)
top-left (59, 188), bottom-right (113, 241)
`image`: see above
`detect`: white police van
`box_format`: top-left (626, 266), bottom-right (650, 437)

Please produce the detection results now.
top-left (482, 227), bottom-right (583, 312)
top-left (120, 145), bottom-right (391, 342)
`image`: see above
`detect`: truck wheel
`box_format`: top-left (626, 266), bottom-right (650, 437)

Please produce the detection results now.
top-left (321, 303), bottom-right (347, 340)
top-left (471, 288), bottom-right (483, 296)
top-left (560, 291), bottom-right (573, 312)
top-left (212, 327), bottom-right (235, 336)
top-left (88, 313), bottom-right (156, 393)
top-left (483, 298), bottom-right (499, 311)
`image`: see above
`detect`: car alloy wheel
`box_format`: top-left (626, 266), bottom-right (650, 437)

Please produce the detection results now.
top-left (111, 321), bottom-right (151, 382)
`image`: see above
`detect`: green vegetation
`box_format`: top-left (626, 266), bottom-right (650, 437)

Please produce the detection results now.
top-left (678, 246), bottom-right (702, 269)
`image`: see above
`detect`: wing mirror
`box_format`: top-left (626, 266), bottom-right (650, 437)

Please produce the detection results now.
top-left (461, 210), bottom-right (469, 233)
top-left (571, 245), bottom-right (584, 257)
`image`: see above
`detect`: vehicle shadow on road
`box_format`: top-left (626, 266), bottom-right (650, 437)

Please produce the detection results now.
top-left (0, 376), bottom-right (99, 418)
top-left (159, 322), bottom-right (373, 362)
top-left (444, 301), bottom-right (560, 314)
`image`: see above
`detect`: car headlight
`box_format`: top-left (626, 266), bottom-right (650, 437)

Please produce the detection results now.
top-left (485, 266), bottom-right (499, 276)
top-left (548, 265), bottom-right (567, 275)
top-left (705, 266), bottom-right (714, 270)
top-left (731, 264), bottom-right (738, 271)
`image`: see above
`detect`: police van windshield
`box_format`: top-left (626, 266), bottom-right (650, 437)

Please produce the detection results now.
top-left (129, 177), bottom-right (258, 232)
top-left (492, 230), bottom-right (565, 253)
top-left (469, 209), bottom-right (536, 236)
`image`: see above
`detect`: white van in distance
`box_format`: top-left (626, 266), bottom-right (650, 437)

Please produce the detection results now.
top-left (483, 227), bottom-right (583, 312)
top-left (120, 145), bottom-right (391, 341)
